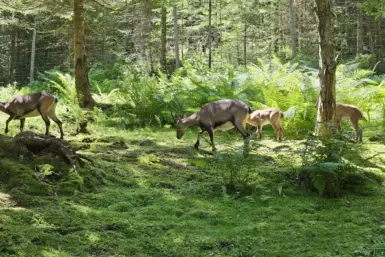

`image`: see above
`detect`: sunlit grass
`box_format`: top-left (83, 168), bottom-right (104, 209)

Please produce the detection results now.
top-left (0, 108), bottom-right (385, 256)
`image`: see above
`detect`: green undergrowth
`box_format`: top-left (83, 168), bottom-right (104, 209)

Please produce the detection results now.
top-left (0, 125), bottom-right (385, 256)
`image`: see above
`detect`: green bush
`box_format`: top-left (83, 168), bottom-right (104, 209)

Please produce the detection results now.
top-left (299, 136), bottom-right (383, 197)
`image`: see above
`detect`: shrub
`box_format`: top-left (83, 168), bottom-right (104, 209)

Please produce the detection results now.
top-left (298, 136), bottom-right (383, 197)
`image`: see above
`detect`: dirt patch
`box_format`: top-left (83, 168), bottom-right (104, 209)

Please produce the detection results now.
top-left (0, 192), bottom-right (18, 207)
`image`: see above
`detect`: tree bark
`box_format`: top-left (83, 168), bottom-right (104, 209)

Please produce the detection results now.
top-left (173, 5), bottom-right (180, 69)
top-left (9, 33), bottom-right (16, 83)
top-left (160, 6), bottom-right (167, 72)
top-left (356, 6), bottom-right (364, 56)
top-left (74, 0), bottom-right (95, 109)
top-left (288, 0), bottom-right (297, 59)
top-left (243, 24), bottom-right (247, 67)
top-left (314, 0), bottom-right (337, 138)
top-left (208, 0), bottom-right (212, 69)
top-left (30, 28), bottom-right (36, 84)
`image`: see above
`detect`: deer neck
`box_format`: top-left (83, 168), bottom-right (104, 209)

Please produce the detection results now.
top-left (182, 113), bottom-right (199, 128)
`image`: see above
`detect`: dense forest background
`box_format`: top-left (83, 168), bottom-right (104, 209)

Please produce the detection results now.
top-left (1, 0), bottom-right (385, 84)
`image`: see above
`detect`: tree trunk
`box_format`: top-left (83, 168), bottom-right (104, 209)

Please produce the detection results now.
top-left (173, 5), bottom-right (180, 69)
top-left (208, 0), bottom-right (212, 69)
top-left (356, 6), bottom-right (363, 56)
top-left (314, 0), bottom-right (337, 138)
top-left (181, 1), bottom-right (184, 60)
top-left (30, 28), bottom-right (36, 84)
top-left (243, 24), bottom-right (247, 68)
top-left (288, 0), bottom-right (297, 59)
top-left (236, 32), bottom-right (240, 65)
top-left (160, 6), bottom-right (167, 72)
top-left (149, 41), bottom-right (154, 75)
top-left (9, 33), bottom-right (16, 83)
top-left (74, 0), bottom-right (95, 109)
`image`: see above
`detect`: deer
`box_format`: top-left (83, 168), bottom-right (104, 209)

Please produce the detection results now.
top-left (314, 98), bottom-right (365, 143)
top-left (335, 103), bottom-right (365, 143)
top-left (174, 99), bottom-right (252, 152)
top-left (0, 92), bottom-right (64, 139)
top-left (247, 108), bottom-right (284, 141)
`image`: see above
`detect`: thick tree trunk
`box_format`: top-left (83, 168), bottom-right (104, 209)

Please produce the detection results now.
top-left (74, 0), bottom-right (95, 109)
top-left (288, 0), bottom-right (297, 59)
top-left (160, 6), bottom-right (167, 72)
top-left (208, 0), bottom-right (212, 69)
top-left (314, 0), bottom-right (337, 138)
top-left (173, 5), bottom-right (180, 69)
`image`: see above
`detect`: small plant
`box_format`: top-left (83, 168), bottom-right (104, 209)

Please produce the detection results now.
top-left (298, 135), bottom-right (382, 197)
top-left (356, 237), bottom-right (385, 256)
top-left (208, 150), bottom-right (258, 196)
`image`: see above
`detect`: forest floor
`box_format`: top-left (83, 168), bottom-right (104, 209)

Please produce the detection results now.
top-left (0, 120), bottom-right (385, 257)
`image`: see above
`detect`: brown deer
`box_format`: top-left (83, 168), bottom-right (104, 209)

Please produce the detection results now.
top-left (174, 99), bottom-right (251, 151)
top-left (336, 103), bottom-right (365, 143)
top-left (0, 92), bottom-right (64, 139)
top-left (247, 108), bottom-right (284, 141)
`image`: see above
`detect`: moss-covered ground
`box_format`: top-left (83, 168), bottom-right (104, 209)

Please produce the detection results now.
top-left (0, 119), bottom-right (385, 257)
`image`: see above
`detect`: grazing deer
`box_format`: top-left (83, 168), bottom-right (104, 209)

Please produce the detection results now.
top-left (247, 108), bottom-right (284, 141)
top-left (336, 103), bottom-right (365, 143)
top-left (174, 99), bottom-right (252, 151)
top-left (0, 92), bottom-right (64, 139)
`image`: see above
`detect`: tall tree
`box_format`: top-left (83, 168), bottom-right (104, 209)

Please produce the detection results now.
top-left (208, 0), bottom-right (212, 69)
top-left (288, 0), bottom-right (297, 59)
top-left (173, 4), bottom-right (180, 69)
top-left (160, 5), bottom-right (167, 72)
top-left (74, 0), bottom-right (95, 109)
top-left (356, 5), bottom-right (364, 56)
top-left (243, 24), bottom-right (247, 67)
top-left (314, 0), bottom-right (337, 137)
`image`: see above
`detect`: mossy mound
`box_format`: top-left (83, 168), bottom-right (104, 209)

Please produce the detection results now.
top-left (0, 132), bottom-right (105, 206)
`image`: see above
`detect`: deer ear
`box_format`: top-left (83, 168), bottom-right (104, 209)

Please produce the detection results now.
top-left (177, 114), bottom-right (182, 119)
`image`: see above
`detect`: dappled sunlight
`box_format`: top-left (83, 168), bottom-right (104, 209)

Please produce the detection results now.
top-left (1, 118), bottom-right (385, 256)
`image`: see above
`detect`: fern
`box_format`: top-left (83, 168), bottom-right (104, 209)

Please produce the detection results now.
top-left (372, 237), bottom-right (385, 256)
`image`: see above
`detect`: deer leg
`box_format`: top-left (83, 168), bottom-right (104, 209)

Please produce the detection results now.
top-left (336, 118), bottom-right (342, 132)
top-left (20, 118), bottom-right (26, 132)
top-left (194, 129), bottom-right (205, 149)
top-left (206, 127), bottom-right (216, 151)
top-left (279, 124), bottom-right (284, 141)
top-left (48, 111), bottom-right (64, 139)
top-left (38, 107), bottom-right (51, 136)
top-left (350, 118), bottom-right (362, 143)
top-left (256, 125), bottom-right (263, 139)
top-left (233, 119), bottom-right (250, 138)
top-left (233, 118), bottom-right (251, 153)
top-left (5, 115), bottom-right (15, 135)
top-left (271, 123), bottom-right (280, 141)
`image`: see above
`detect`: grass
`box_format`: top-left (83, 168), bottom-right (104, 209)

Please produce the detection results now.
top-left (0, 115), bottom-right (385, 256)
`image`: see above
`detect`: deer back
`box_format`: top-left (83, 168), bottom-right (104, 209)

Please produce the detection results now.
top-left (249, 108), bottom-right (283, 126)
top-left (5, 92), bottom-right (56, 118)
top-left (336, 103), bottom-right (364, 120)
top-left (197, 99), bottom-right (250, 127)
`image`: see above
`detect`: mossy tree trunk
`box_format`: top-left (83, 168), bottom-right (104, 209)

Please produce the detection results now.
top-left (74, 0), bottom-right (95, 109)
top-left (314, 0), bottom-right (337, 138)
